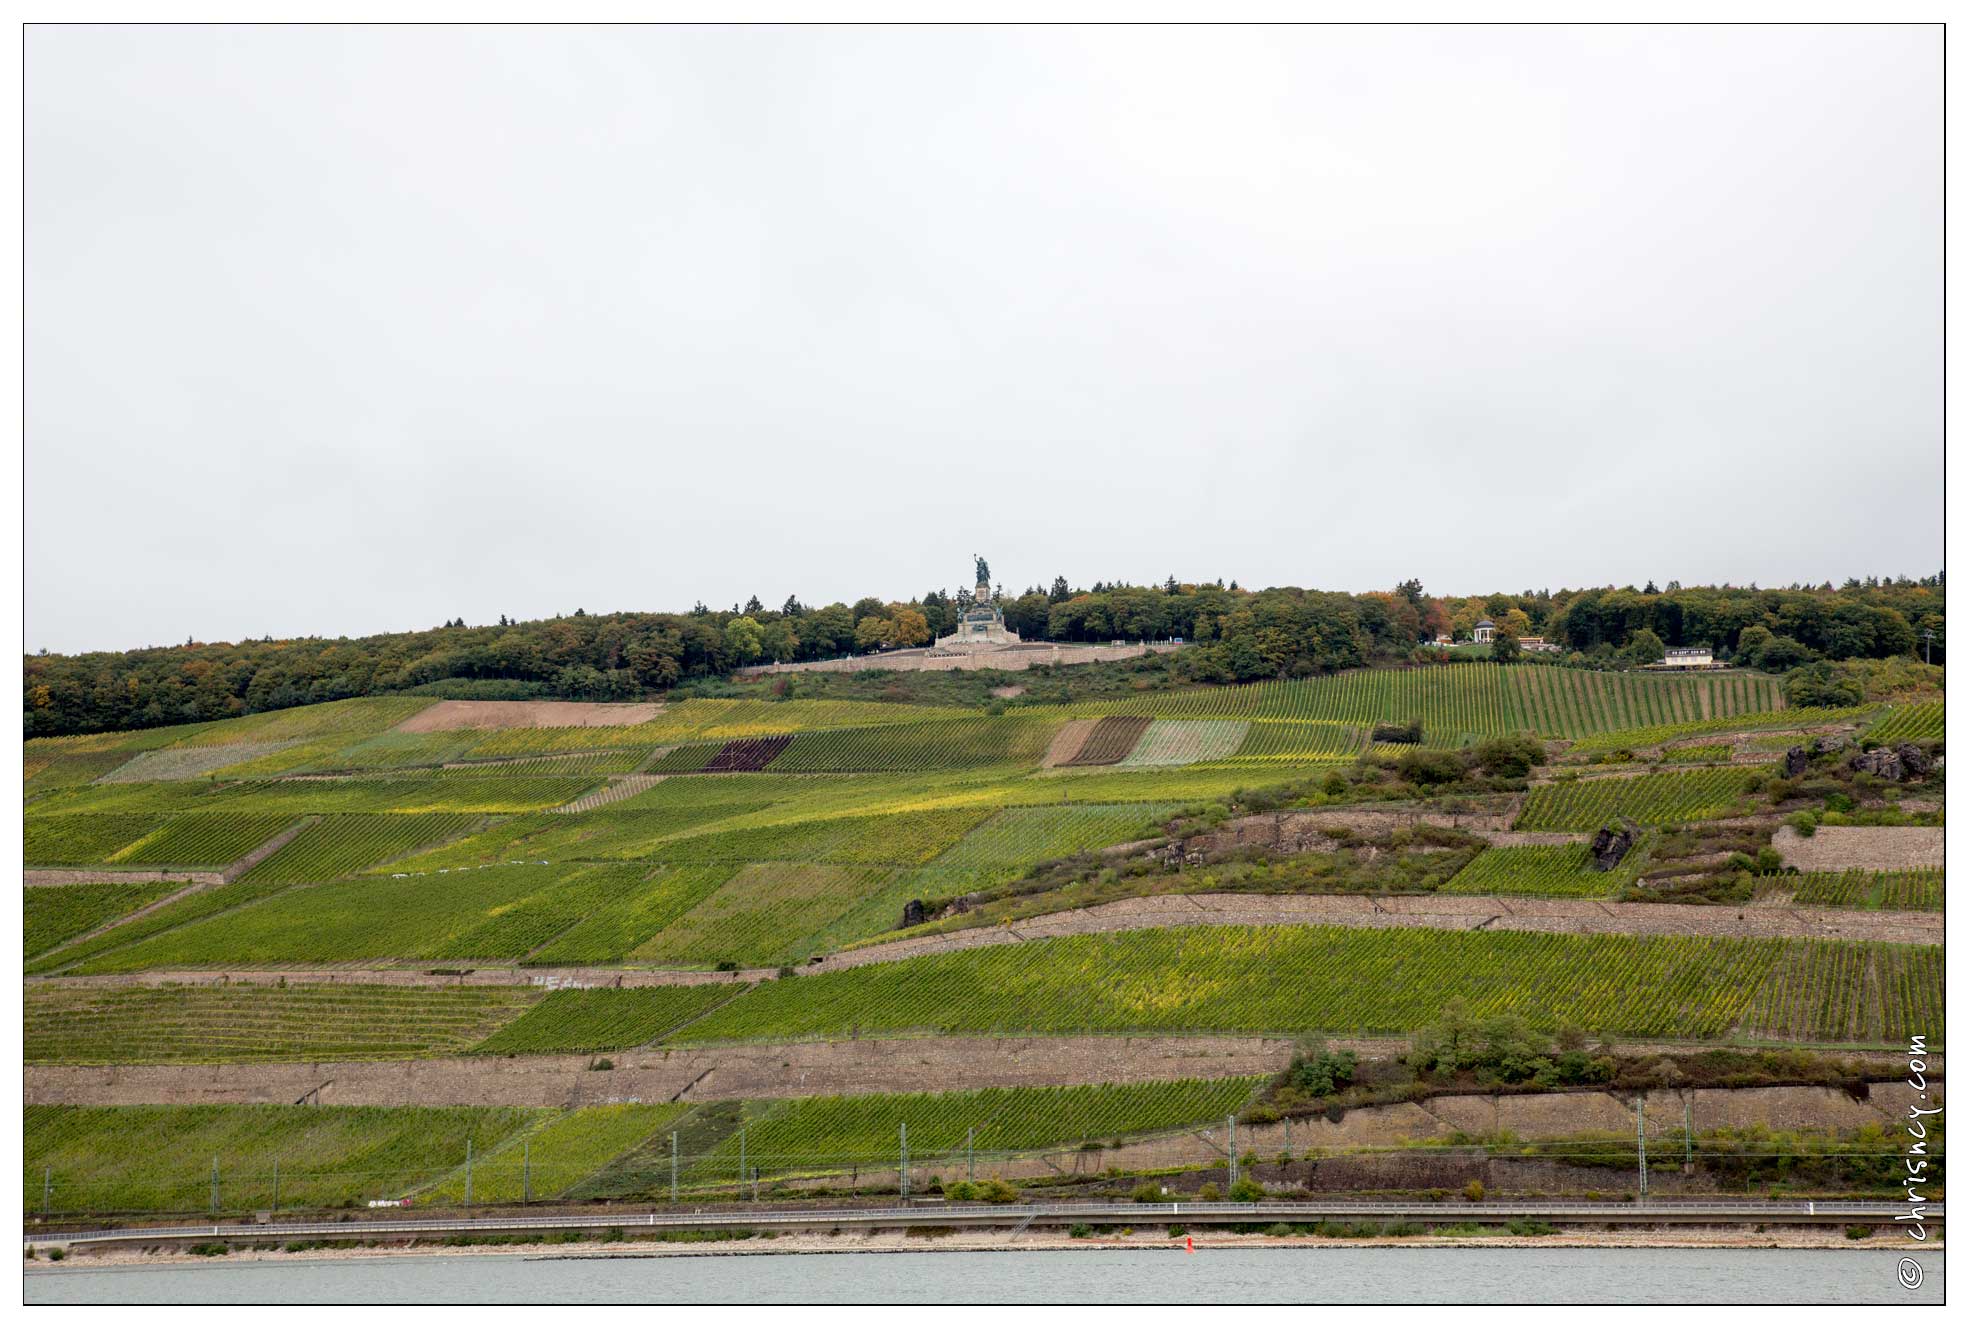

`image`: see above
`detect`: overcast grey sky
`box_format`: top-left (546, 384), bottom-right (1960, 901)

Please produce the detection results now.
top-left (26, 24), bottom-right (1940, 654)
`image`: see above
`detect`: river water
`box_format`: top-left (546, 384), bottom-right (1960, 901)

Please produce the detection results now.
top-left (21, 1246), bottom-right (1944, 1303)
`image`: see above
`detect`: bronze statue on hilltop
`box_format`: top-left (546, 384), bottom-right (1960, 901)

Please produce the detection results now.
top-left (973, 554), bottom-right (990, 588)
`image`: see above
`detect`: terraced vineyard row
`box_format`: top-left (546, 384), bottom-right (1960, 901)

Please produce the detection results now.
top-left (1514, 768), bottom-right (1762, 831)
top-left (24, 881), bottom-right (180, 959)
top-left (769, 716), bottom-right (1058, 771)
top-left (1741, 940), bottom-right (1941, 1043)
top-left (1229, 720), bottom-right (1364, 762)
top-left (1862, 701), bottom-right (1945, 743)
top-left (669, 925), bottom-right (1939, 1046)
top-left (1568, 706), bottom-right (1879, 754)
top-left (1117, 719), bottom-right (1251, 766)
top-left (1030, 665), bottom-right (1783, 738)
top-left (25, 813), bottom-right (174, 865)
top-left (28, 878), bottom-right (305, 975)
top-left (24, 984), bottom-right (544, 1064)
top-left (693, 1078), bottom-right (1263, 1180)
top-left (29, 775), bottom-right (596, 817)
top-left (628, 863), bottom-right (900, 966)
top-left (26, 1105), bottom-right (546, 1215)
top-left (454, 699), bottom-right (975, 759)
top-left (111, 814), bottom-right (299, 868)
top-left (238, 813), bottom-right (482, 883)
top-left (36, 924), bottom-right (1932, 1057)
top-left (97, 742), bottom-right (297, 783)
top-left (1659, 744), bottom-right (1731, 764)
top-left (419, 1104), bottom-right (689, 1205)
top-left (73, 863), bottom-right (652, 971)
top-left (935, 804), bottom-right (1176, 867)
top-left (1441, 843), bottom-right (1637, 898)
top-left (28, 1081), bottom-right (1274, 1215)
top-left (472, 986), bottom-right (740, 1053)
top-left (1779, 870), bottom-right (1944, 912)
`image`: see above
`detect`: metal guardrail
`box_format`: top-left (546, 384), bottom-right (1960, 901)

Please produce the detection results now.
top-left (28, 1199), bottom-right (1939, 1248)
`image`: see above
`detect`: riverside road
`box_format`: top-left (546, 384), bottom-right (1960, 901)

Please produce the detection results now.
top-left (29, 1198), bottom-right (1940, 1250)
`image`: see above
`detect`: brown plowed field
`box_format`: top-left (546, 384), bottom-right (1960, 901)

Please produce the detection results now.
top-left (394, 700), bottom-right (664, 733)
top-left (1039, 718), bottom-right (1099, 768)
top-left (704, 734), bottom-right (793, 772)
top-left (1059, 715), bottom-right (1153, 766)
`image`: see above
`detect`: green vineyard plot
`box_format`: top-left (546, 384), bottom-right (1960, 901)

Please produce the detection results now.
top-left (24, 813), bottom-right (169, 865)
top-left (692, 1078), bottom-right (1263, 1181)
top-left (96, 743), bottom-right (300, 783)
top-left (237, 813), bottom-right (483, 884)
top-left (472, 986), bottom-right (740, 1053)
top-left (25, 882), bottom-right (181, 959)
top-left (770, 716), bottom-right (1058, 772)
top-left (25, 984), bottom-right (544, 1064)
top-left (1514, 768), bottom-right (1762, 831)
top-left (26, 1105), bottom-right (544, 1216)
top-left (418, 1104), bottom-right (688, 1205)
top-left (109, 814), bottom-right (300, 868)
top-left (1861, 701), bottom-right (1945, 743)
top-left (934, 804), bottom-right (1176, 869)
top-left (1441, 843), bottom-right (1635, 898)
top-left (630, 863), bottom-right (899, 967)
top-left (1565, 706), bottom-right (1878, 755)
top-left (1742, 940), bottom-right (1941, 1043)
top-left (32, 879), bottom-right (306, 976)
top-left (80, 863), bottom-right (653, 968)
top-left (533, 865), bottom-right (739, 964)
top-left (1779, 869), bottom-right (1944, 912)
top-left (1229, 720), bottom-right (1365, 763)
top-left (1028, 665), bottom-right (1784, 738)
top-left (668, 925), bottom-right (1940, 1047)
top-left (1116, 719), bottom-right (1251, 767)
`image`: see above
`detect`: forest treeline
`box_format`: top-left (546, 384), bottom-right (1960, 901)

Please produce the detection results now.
top-left (25, 574), bottom-right (1944, 737)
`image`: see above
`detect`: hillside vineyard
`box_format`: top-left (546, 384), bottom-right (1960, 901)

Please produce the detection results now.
top-left (22, 661), bottom-right (1944, 1219)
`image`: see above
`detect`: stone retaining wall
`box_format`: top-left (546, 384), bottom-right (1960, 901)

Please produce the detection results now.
top-left (25, 1035), bottom-right (1297, 1108)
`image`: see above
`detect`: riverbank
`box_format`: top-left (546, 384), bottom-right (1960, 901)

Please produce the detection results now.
top-left (24, 1226), bottom-right (1940, 1270)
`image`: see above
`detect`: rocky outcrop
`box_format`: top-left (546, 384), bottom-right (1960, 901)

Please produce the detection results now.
top-left (1589, 824), bottom-right (1636, 871)
top-left (1848, 742), bottom-right (1934, 782)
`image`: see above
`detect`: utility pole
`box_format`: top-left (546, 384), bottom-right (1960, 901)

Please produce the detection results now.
top-left (739, 1128), bottom-right (746, 1196)
top-left (523, 1140), bottom-right (531, 1204)
top-left (900, 1123), bottom-right (909, 1200)
top-left (1284, 1117), bottom-right (1292, 1160)
top-left (1227, 1116), bottom-right (1238, 1187)
top-left (211, 1156), bottom-right (220, 1215)
top-left (669, 1132), bottom-right (678, 1205)
top-left (1635, 1099), bottom-right (1647, 1203)
top-left (1683, 1097), bottom-right (1694, 1170)
top-left (465, 1138), bottom-right (473, 1209)
top-left (1923, 628), bottom-right (1936, 665)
